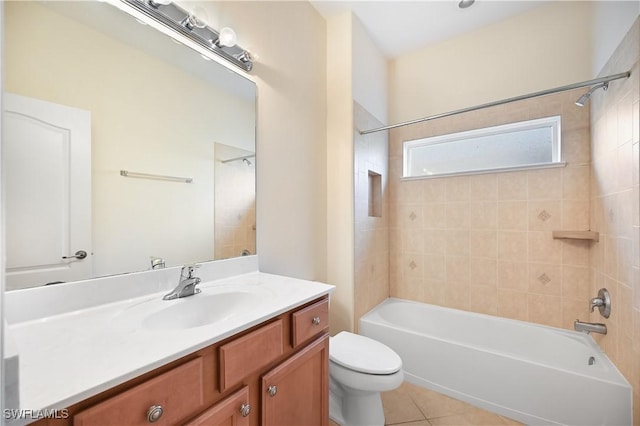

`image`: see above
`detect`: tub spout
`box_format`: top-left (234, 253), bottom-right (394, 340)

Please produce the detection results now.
top-left (574, 319), bottom-right (607, 335)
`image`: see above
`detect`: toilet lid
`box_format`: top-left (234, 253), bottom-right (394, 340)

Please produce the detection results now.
top-left (330, 331), bottom-right (402, 375)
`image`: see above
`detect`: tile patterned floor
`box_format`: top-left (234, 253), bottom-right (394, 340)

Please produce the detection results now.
top-left (330, 382), bottom-right (523, 426)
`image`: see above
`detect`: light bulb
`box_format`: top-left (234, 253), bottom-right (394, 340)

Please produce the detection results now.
top-left (217, 27), bottom-right (237, 48)
top-left (148, 0), bottom-right (171, 6)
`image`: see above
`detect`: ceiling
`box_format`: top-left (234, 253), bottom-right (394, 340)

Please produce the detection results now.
top-left (310, 0), bottom-right (549, 58)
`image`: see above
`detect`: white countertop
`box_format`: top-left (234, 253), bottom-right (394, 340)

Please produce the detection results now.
top-left (6, 260), bottom-right (333, 424)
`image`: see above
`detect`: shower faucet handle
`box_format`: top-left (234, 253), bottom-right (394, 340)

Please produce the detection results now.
top-left (590, 288), bottom-right (611, 318)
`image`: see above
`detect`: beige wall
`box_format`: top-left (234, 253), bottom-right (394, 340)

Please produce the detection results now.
top-left (325, 12), bottom-right (390, 334)
top-left (388, 1), bottom-right (593, 124)
top-left (354, 102), bottom-right (389, 330)
top-left (389, 88), bottom-right (592, 327)
top-left (5, 2), bottom-right (253, 283)
top-left (184, 1), bottom-right (328, 282)
top-left (589, 18), bottom-right (640, 424)
top-left (214, 145), bottom-right (256, 260)
top-left (326, 12), bottom-right (355, 333)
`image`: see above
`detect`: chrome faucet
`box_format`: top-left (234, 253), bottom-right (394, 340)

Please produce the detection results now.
top-left (150, 256), bottom-right (166, 270)
top-left (574, 320), bottom-right (607, 335)
top-left (590, 288), bottom-right (611, 318)
top-left (163, 264), bottom-right (201, 300)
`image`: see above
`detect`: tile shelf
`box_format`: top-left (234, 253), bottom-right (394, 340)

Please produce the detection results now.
top-left (552, 230), bottom-right (600, 242)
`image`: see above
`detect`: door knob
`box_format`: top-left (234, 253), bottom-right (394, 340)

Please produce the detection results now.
top-left (62, 250), bottom-right (88, 260)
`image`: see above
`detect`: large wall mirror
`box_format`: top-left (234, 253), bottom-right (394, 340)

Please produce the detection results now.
top-left (3, 1), bottom-right (256, 291)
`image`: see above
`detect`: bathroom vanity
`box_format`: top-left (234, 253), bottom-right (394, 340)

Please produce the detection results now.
top-left (5, 258), bottom-right (334, 426)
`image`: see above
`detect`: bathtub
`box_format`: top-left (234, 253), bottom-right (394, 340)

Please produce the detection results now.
top-left (360, 298), bottom-right (632, 426)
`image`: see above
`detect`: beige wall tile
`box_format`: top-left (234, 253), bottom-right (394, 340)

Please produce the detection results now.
top-left (498, 172), bottom-right (528, 200)
top-left (498, 261), bottom-right (528, 291)
top-left (528, 168), bottom-right (562, 200)
top-left (527, 293), bottom-right (562, 327)
top-left (446, 202), bottom-right (470, 229)
top-left (470, 257), bottom-right (497, 287)
top-left (498, 201), bottom-right (527, 229)
top-left (498, 289), bottom-right (528, 321)
top-left (423, 203), bottom-right (447, 229)
top-left (469, 201), bottom-right (498, 229)
top-left (562, 127), bottom-right (591, 164)
top-left (423, 178), bottom-right (446, 203)
top-left (470, 229), bottom-right (497, 259)
top-left (424, 229), bottom-right (447, 255)
top-left (469, 174), bottom-right (497, 201)
top-left (423, 279), bottom-right (447, 305)
top-left (497, 231), bottom-right (527, 261)
top-left (446, 280), bottom-right (470, 310)
top-left (563, 165), bottom-right (590, 200)
top-left (469, 285), bottom-right (498, 316)
top-left (562, 298), bottom-right (589, 330)
top-left (528, 263), bottom-right (562, 296)
top-left (562, 265), bottom-right (590, 300)
top-left (446, 230), bottom-right (470, 256)
top-left (424, 254), bottom-right (446, 281)
top-left (528, 200), bottom-right (562, 231)
top-left (446, 176), bottom-right (470, 201)
top-left (562, 240), bottom-right (591, 266)
top-left (562, 200), bottom-right (590, 230)
top-left (528, 231), bottom-right (562, 264)
top-left (446, 256), bottom-right (470, 283)
top-left (402, 228), bottom-right (425, 253)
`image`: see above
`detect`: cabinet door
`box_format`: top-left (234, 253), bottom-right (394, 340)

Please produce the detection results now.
top-left (262, 335), bottom-right (329, 426)
top-left (184, 386), bottom-right (251, 426)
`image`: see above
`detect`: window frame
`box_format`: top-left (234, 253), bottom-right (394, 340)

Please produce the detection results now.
top-left (402, 115), bottom-right (563, 179)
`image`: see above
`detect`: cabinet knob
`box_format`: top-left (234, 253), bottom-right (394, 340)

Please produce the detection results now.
top-left (146, 405), bottom-right (163, 423)
top-left (267, 385), bottom-right (278, 397)
top-left (239, 403), bottom-right (251, 417)
top-left (312, 316), bottom-right (321, 326)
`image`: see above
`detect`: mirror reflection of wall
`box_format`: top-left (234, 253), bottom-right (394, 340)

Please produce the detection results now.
top-left (214, 144), bottom-right (256, 260)
top-left (3, 1), bottom-right (256, 290)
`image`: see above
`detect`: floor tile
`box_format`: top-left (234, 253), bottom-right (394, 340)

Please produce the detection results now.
top-left (404, 383), bottom-right (471, 418)
top-left (386, 420), bottom-right (432, 426)
top-left (382, 382), bottom-right (427, 425)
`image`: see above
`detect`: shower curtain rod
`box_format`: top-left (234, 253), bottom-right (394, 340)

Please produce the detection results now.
top-left (359, 70), bottom-right (631, 135)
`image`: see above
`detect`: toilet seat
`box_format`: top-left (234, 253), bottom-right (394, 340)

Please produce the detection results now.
top-left (330, 331), bottom-right (402, 375)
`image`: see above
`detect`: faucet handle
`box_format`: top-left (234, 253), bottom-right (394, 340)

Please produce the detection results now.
top-left (590, 288), bottom-right (611, 318)
top-left (181, 263), bottom-right (200, 278)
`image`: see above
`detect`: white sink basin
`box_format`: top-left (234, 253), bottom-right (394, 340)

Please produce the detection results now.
top-left (115, 284), bottom-right (273, 330)
top-left (143, 292), bottom-right (261, 330)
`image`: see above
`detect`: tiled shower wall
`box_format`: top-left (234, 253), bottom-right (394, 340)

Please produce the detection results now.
top-left (214, 159), bottom-right (256, 260)
top-left (354, 102), bottom-right (390, 329)
top-left (589, 18), bottom-right (640, 424)
top-left (388, 88), bottom-right (592, 329)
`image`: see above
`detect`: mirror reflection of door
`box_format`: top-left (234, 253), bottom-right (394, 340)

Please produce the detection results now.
top-left (4, 93), bottom-right (92, 290)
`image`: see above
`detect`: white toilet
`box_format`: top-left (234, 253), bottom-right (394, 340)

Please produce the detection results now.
top-left (329, 331), bottom-right (404, 426)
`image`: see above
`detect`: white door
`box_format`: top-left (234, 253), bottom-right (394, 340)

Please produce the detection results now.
top-left (4, 93), bottom-right (92, 290)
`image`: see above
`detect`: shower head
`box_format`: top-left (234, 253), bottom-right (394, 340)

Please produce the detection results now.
top-left (242, 158), bottom-right (252, 166)
top-left (575, 82), bottom-right (608, 107)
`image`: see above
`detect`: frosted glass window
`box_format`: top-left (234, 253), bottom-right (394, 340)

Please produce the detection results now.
top-left (403, 116), bottom-right (562, 178)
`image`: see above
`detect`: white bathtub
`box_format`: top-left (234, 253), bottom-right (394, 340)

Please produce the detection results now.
top-left (360, 298), bottom-right (632, 426)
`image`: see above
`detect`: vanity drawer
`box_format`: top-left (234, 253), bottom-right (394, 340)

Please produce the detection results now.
top-left (219, 319), bottom-right (283, 391)
top-left (292, 298), bottom-right (329, 348)
top-left (184, 386), bottom-right (250, 426)
top-left (74, 357), bottom-right (204, 426)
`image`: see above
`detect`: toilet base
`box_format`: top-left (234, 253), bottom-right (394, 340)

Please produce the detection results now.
top-left (329, 379), bottom-right (385, 426)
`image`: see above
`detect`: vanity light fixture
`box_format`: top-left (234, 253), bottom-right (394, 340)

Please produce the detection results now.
top-left (215, 27), bottom-right (237, 48)
top-left (125, 0), bottom-right (254, 71)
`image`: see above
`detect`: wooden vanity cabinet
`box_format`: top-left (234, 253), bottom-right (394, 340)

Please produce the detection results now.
top-left (31, 296), bottom-right (329, 426)
top-left (261, 336), bottom-right (329, 426)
